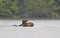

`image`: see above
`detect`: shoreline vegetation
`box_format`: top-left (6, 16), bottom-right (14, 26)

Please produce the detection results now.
top-left (0, 18), bottom-right (60, 20)
top-left (0, 0), bottom-right (60, 19)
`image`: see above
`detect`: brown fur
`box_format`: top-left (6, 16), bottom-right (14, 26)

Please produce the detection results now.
top-left (22, 20), bottom-right (34, 27)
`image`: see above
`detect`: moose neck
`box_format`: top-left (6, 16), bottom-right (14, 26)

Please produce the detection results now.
top-left (22, 20), bottom-right (28, 24)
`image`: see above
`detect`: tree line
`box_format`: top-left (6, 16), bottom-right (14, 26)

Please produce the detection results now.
top-left (0, 0), bottom-right (60, 19)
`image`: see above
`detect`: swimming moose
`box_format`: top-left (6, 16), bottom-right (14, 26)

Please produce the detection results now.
top-left (13, 20), bottom-right (34, 27)
top-left (19, 20), bottom-right (34, 27)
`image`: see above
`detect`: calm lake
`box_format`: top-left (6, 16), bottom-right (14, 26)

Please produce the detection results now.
top-left (0, 20), bottom-right (60, 38)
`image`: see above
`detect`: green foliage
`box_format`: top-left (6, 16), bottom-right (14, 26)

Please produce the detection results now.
top-left (0, 0), bottom-right (60, 19)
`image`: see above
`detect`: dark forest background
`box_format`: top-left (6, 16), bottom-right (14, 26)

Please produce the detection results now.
top-left (0, 0), bottom-right (60, 19)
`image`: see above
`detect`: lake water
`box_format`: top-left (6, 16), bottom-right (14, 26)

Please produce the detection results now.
top-left (0, 20), bottom-right (60, 38)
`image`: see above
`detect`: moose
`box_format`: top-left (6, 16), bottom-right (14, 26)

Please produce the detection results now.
top-left (19, 20), bottom-right (34, 27)
top-left (13, 20), bottom-right (34, 27)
